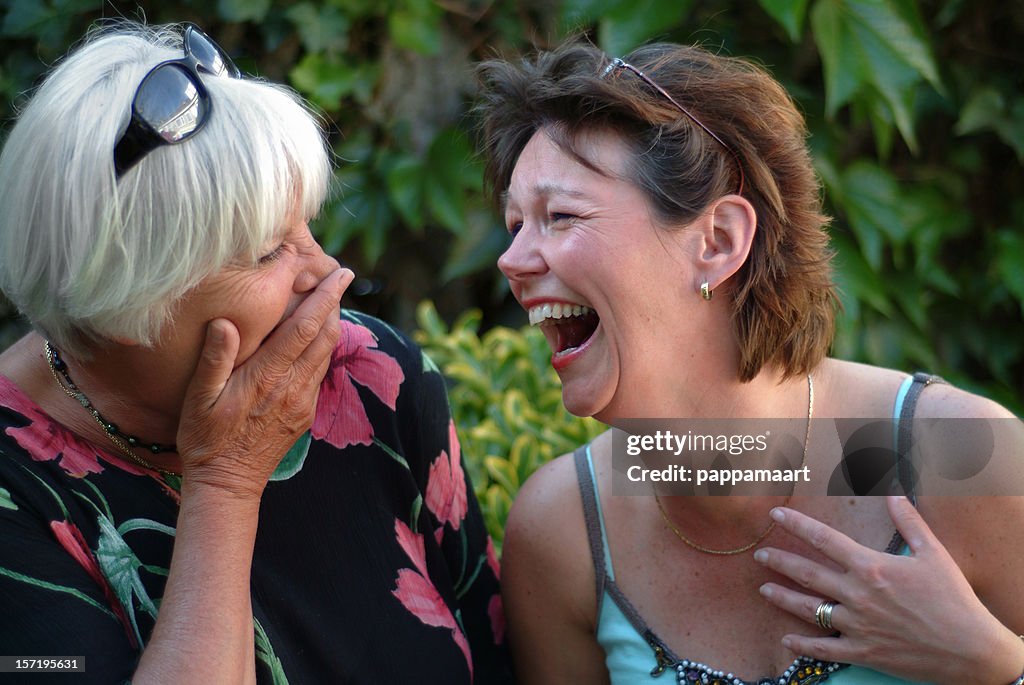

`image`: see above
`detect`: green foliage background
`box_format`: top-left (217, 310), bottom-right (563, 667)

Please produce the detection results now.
top-left (1, 0), bottom-right (1022, 537)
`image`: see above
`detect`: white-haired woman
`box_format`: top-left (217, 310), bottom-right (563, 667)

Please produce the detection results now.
top-left (0, 22), bottom-right (508, 683)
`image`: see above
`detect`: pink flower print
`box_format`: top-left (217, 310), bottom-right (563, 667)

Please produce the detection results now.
top-left (488, 594), bottom-right (506, 645)
top-left (392, 519), bottom-right (473, 679)
top-left (425, 421), bottom-right (467, 544)
top-left (312, 321), bottom-right (404, 449)
top-left (50, 520), bottom-right (137, 647)
top-left (0, 375), bottom-right (104, 477)
top-left (486, 537), bottom-right (500, 579)
top-left (485, 537), bottom-right (505, 643)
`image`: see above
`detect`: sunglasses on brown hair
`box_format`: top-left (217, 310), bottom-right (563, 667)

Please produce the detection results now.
top-left (603, 57), bottom-right (745, 195)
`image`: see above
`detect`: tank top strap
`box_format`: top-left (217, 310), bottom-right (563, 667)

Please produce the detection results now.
top-left (573, 444), bottom-right (615, 613)
top-left (892, 372), bottom-right (946, 507)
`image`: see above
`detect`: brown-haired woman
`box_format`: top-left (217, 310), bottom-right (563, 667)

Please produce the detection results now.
top-left (477, 39), bottom-right (1024, 684)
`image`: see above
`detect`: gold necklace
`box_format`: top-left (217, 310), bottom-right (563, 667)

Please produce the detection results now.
top-left (44, 342), bottom-right (181, 478)
top-left (653, 374), bottom-right (813, 556)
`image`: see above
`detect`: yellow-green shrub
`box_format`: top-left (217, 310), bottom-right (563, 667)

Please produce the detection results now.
top-left (415, 301), bottom-right (604, 547)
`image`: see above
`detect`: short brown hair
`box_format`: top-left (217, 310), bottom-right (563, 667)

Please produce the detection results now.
top-left (476, 40), bottom-right (837, 382)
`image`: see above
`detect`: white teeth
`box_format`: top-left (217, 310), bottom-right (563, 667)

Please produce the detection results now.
top-left (528, 303), bottom-right (593, 326)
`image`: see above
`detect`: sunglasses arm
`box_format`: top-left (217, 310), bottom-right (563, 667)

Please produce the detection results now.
top-left (113, 114), bottom-right (164, 178)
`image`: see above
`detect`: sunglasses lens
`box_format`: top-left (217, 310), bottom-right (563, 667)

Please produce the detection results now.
top-left (135, 65), bottom-right (208, 143)
top-left (185, 26), bottom-right (239, 77)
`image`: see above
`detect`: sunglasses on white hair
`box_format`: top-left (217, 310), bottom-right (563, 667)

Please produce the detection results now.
top-left (113, 23), bottom-right (240, 178)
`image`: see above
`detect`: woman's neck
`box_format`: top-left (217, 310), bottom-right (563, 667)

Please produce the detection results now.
top-left (1, 332), bottom-right (186, 472)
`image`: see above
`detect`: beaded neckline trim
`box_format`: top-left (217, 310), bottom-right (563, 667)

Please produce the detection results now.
top-left (647, 632), bottom-right (848, 685)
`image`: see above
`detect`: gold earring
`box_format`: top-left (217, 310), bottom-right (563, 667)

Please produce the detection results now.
top-left (700, 280), bottom-right (713, 301)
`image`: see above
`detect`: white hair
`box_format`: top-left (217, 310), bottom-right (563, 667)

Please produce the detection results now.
top-left (0, 22), bottom-right (332, 353)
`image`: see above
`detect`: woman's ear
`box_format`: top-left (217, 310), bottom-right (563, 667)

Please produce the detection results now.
top-left (692, 194), bottom-right (756, 297)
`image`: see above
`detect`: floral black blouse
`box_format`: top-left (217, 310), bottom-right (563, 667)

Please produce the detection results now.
top-left (0, 311), bottom-right (511, 684)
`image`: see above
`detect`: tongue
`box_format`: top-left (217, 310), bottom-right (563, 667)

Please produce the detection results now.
top-left (555, 312), bottom-right (599, 353)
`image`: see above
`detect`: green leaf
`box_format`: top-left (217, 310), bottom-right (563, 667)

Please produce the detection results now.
top-left (862, 92), bottom-right (896, 159)
top-left (877, 0), bottom-right (943, 91)
top-left (995, 230), bottom-right (1024, 312)
top-left (956, 87), bottom-right (1024, 163)
top-left (373, 437), bottom-right (412, 470)
top-left (54, 0), bottom-right (99, 12)
top-left (358, 206), bottom-right (394, 265)
top-left (254, 616), bottom-right (290, 684)
top-left (289, 54), bottom-right (362, 109)
top-left (442, 209), bottom-right (508, 282)
top-left (415, 300), bottom-right (447, 339)
top-left (421, 349), bottom-right (441, 375)
top-left (811, 0), bottom-right (944, 151)
top-left (386, 155), bottom-right (427, 230)
top-left (955, 87), bottom-right (1004, 136)
top-left (316, 197), bottom-right (361, 255)
top-left (424, 129), bottom-right (475, 234)
top-left (836, 160), bottom-right (906, 269)
top-left (759, 0), bottom-right (810, 41)
top-left (388, 3), bottom-right (442, 55)
top-left (285, 3), bottom-right (350, 54)
top-left (889, 271), bottom-right (929, 331)
top-left (560, 0), bottom-right (629, 29)
top-left (218, 0), bottom-right (272, 23)
top-left (327, 0), bottom-right (382, 16)
top-left (0, 564), bottom-right (117, 618)
top-left (270, 431), bottom-right (312, 481)
top-left (331, 163), bottom-right (396, 265)
top-left (484, 455), bottom-right (519, 494)
top-left (118, 518), bottom-right (177, 537)
top-left (1, 0), bottom-right (53, 37)
top-left (810, 0), bottom-right (865, 116)
top-left (0, 486), bottom-right (15, 510)
top-left (1000, 100), bottom-right (1024, 163)
top-left (830, 230), bottom-right (892, 316)
top-left (95, 514), bottom-right (158, 646)
top-left (597, 0), bottom-right (692, 57)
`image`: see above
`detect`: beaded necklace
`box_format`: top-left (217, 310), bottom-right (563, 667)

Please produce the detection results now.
top-left (44, 342), bottom-right (181, 477)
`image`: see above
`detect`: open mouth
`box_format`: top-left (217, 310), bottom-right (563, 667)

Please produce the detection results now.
top-left (528, 302), bottom-right (600, 356)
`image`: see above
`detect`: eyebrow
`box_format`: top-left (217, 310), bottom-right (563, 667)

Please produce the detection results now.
top-left (501, 183), bottom-right (591, 212)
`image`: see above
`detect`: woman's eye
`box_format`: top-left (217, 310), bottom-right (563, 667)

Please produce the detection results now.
top-left (551, 212), bottom-right (576, 224)
top-left (258, 245), bottom-right (285, 265)
top-left (508, 221), bottom-right (523, 237)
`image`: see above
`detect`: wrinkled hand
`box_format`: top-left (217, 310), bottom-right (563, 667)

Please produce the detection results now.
top-left (175, 268), bottom-right (353, 498)
top-left (755, 496), bottom-right (1023, 684)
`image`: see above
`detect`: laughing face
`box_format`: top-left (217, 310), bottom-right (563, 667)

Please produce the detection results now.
top-left (498, 128), bottom-right (703, 422)
top-left (158, 218), bottom-right (341, 387)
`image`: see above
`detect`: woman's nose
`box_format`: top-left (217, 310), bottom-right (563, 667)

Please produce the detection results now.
top-left (497, 229), bottom-right (547, 283)
top-left (296, 234), bottom-right (341, 293)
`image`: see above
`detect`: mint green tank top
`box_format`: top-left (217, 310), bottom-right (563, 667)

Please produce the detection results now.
top-left (574, 374), bottom-right (939, 684)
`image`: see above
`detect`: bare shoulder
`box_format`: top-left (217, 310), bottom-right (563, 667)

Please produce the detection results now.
top-left (506, 446), bottom-right (587, 543)
top-left (910, 382), bottom-right (1023, 597)
top-left (913, 379), bottom-right (1017, 420)
top-left (817, 359), bottom-right (909, 417)
top-left (820, 358), bottom-right (1018, 420)
top-left (502, 435), bottom-right (611, 684)
top-left (503, 442), bottom-right (597, 605)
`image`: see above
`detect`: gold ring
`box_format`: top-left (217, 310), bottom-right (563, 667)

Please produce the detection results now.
top-left (814, 600), bottom-right (837, 630)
